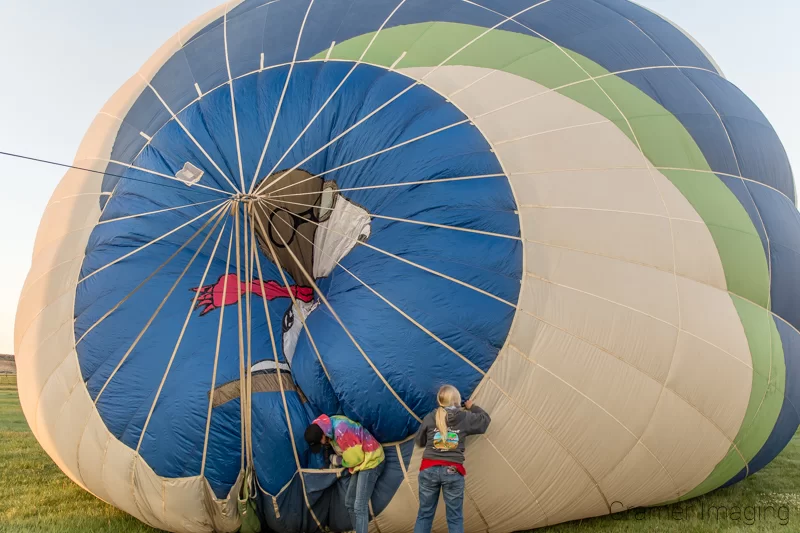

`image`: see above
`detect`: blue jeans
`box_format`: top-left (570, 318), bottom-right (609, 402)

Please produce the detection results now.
top-left (414, 466), bottom-right (465, 533)
top-left (345, 461), bottom-right (385, 533)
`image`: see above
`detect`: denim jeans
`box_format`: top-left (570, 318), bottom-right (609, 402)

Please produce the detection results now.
top-left (344, 461), bottom-right (385, 533)
top-left (414, 466), bottom-right (465, 533)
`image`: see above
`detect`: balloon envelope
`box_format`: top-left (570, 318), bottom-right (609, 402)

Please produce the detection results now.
top-left (15, 1), bottom-right (799, 532)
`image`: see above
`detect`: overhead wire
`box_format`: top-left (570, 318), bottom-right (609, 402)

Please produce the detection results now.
top-left (0, 150), bottom-right (229, 199)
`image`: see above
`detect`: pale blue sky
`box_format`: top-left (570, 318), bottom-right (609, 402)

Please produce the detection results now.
top-left (0, 1), bottom-right (797, 354)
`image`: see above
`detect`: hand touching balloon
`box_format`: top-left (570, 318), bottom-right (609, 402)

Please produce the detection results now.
top-left (191, 273), bottom-right (314, 316)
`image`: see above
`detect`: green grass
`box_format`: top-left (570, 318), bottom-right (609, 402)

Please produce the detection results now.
top-left (0, 375), bottom-right (161, 533)
top-left (1, 373), bottom-right (798, 532)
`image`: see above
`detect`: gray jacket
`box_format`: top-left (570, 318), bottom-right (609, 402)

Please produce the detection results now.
top-left (414, 405), bottom-right (491, 464)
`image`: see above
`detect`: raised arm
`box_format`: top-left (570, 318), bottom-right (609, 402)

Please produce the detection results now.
top-left (463, 404), bottom-right (491, 436)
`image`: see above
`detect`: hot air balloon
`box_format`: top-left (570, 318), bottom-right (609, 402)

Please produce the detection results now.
top-left (14, 1), bottom-right (799, 532)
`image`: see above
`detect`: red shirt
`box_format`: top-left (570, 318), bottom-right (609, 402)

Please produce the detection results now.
top-left (420, 458), bottom-right (466, 476)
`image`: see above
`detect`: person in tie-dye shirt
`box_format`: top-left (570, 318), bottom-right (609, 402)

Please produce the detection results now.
top-left (305, 415), bottom-right (385, 533)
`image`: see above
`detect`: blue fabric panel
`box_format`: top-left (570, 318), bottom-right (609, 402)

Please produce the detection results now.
top-left (725, 319), bottom-right (800, 485)
top-left (617, 68), bottom-right (740, 177)
top-left (747, 183), bottom-right (800, 331)
top-left (150, 50), bottom-right (198, 115)
top-left (592, 0), bottom-right (719, 73)
top-left (683, 70), bottom-right (795, 201)
top-left (183, 19), bottom-right (229, 94)
top-left (108, 122), bottom-right (149, 166)
top-left (259, 475), bottom-right (322, 533)
top-left (251, 390), bottom-right (310, 494)
top-left (294, 0), bottom-right (363, 62)
top-left (76, 58), bottom-right (520, 515)
top-left (225, 5), bottom-right (269, 79)
top-left (121, 86), bottom-right (173, 139)
top-left (205, 400), bottom-right (243, 498)
top-left (260, 0), bottom-right (313, 68)
top-left (718, 176), bottom-right (769, 258)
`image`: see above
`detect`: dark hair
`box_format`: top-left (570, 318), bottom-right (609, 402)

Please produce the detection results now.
top-left (304, 423), bottom-right (324, 453)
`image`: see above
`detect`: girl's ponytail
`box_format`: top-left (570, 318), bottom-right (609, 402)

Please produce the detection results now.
top-left (435, 385), bottom-right (462, 438)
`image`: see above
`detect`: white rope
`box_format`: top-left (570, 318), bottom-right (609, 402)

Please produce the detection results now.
top-left (105, 159), bottom-right (234, 197)
top-left (76, 204), bottom-right (229, 345)
top-left (94, 206), bottom-right (229, 404)
top-left (97, 198), bottom-right (225, 225)
top-left (251, 224), bottom-right (324, 530)
top-left (263, 119), bottom-right (469, 197)
top-left (201, 226), bottom-right (235, 476)
top-left (264, 195), bottom-right (520, 240)
top-left (140, 76), bottom-right (241, 194)
top-left (136, 212), bottom-right (230, 452)
top-left (254, 0), bottom-right (412, 193)
top-left (250, 212), bottom-right (334, 383)
top-left (261, 199), bottom-right (516, 308)
top-left (79, 203), bottom-right (226, 284)
top-left (258, 199), bottom-right (422, 422)
top-left (257, 0), bottom-right (555, 196)
top-left (250, 0), bottom-right (316, 192)
top-left (267, 173), bottom-right (505, 200)
top-left (266, 207), bottom-right (486, 375)
top-left (224, 1), bottom-right (247, 192)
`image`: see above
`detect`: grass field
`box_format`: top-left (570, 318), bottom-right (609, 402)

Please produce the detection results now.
top-left (1, 373), bottom-right (799, 532)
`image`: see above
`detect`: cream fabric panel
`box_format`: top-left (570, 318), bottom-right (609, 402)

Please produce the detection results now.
top-left (14, 3), bottom-right (244, 532)
top-left (393, 64), bottom-right (752, 529)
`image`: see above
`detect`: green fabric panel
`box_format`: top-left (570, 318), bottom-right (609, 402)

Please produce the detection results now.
top-left (678, 297), bottom-right (785, 500)
top-left (312, 23), bottom-right (770, 309)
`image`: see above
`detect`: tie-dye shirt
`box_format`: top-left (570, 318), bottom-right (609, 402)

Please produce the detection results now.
top-left (312, 415), bottom-right (384, 473)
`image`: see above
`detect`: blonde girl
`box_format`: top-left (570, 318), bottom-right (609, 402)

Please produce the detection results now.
top-left (413, 385), bottom-right (491, 533)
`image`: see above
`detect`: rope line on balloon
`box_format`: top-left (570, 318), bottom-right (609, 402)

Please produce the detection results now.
top-left (17, 203), bottom-right (230, 426)
top-left (257, 198), bottom-right (423, 423)
top-left (201, 226), bottom-right (235, 477)
top-left (534, 21), bottom-right (686, 510)
top-left (233, 202), bottom-right (249, 472)
top-left (135, 208), bottom-right (231, 453)
top-left (260, 199), bottom-right (516, 309)
top-left (97, 198), bottom-right (226, 225)
top-left (250, 210), bottom-right (334, 383)
top-left (104, 159), bottom-right (235, 197)
top-left (262, 119), bottom-right (470, 197)
top-left (94, 204), bottom-right (229, 405)
top-left (0, 151), bottom-right (232, 198)
top-left (629, 16), bottom-right (769, 482)
top-left (263, 117), bottom-right (611, 201)
top-left (264, 206), bottom-right (567, 526)
top-left (256, 0), bottom-right (556, 197)
top-left (633, 12), bottom-right (775, 484)
top-left (244, 204), bottom-right (256, 481)
top-left (223, 1), bottom-right (247, 192)
top-left (78, 202), bottom-right (227, 285)
top-left (262, 173), bottom-right (506, 199)
top-left (76, 203), bottom-right (230, 346)
top-left (142, 76), bottom-right (241, 194)
top-left (260, 196), bottom-right (716, 516)
top-left (456, 2), bottom-right (684, 509)
top-left (251, 225), bottom-right (325, 529)
top-left (264, 203), bottom-right (486, 376)
top-left (264, 196), bottom-right (522, 241)
top-left (249, 0), bottom-right (412, 194)
top-left (249, 0), bottom-right (316, 192)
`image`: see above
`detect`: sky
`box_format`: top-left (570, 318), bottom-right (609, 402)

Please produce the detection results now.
top-left (0, 0), bottom-right (797, 355)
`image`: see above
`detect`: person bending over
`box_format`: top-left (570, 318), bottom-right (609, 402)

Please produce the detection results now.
top-left (305, 414), bottom-right (385, 533)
